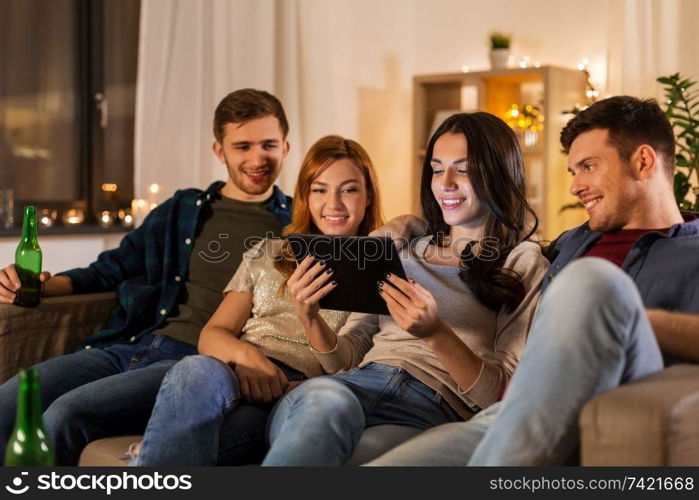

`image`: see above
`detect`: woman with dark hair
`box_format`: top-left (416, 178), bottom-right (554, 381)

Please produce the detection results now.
top-left (261, 112), bottom-right (549, 466)
top-left (132, 135), bottom-right (383, 465)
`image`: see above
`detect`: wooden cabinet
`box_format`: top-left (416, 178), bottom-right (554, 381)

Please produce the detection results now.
top-left (413, 66), bottom-right (588, 240)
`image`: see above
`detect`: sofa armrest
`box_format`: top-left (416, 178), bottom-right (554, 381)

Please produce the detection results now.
top-left (580, 364), bottom-right (699, 465)
top-left (0, 292), bottom-right (118, 384)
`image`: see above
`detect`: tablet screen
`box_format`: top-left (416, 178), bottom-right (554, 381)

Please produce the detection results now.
top-left (287, 234), bottom-right (407, 315)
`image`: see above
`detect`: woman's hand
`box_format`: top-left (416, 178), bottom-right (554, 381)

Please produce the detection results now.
top-left (234, 343), bottom-right (290, 404)
top-left (378, 273), bottom-right (446, 339)
top-left (287, 256), bottom-right (337, 324)
top-left (381, 274), bottom-right (485, 393)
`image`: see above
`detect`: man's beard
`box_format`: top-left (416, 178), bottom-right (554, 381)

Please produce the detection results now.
top-left (225, 157), bottom-right (278, 195)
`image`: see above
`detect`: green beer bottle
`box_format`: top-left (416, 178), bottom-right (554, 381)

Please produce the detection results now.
top-left (4, 368), bottom-right (55, 466)
top-left (15, 205), bottom-right (42, 307)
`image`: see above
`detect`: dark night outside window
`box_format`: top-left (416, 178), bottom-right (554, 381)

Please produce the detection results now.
top-left (0, 0), bottom-right (140, 232)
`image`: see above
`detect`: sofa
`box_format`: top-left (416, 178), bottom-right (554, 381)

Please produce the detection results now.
top-left (2, 293), bottom-right (699, 466)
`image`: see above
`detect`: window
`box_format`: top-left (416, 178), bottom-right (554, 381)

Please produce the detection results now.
top-left (0, 0), bottom-right (140, 231)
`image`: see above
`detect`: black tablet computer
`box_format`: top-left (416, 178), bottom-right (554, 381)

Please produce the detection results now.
top-left (286, 234), bottom-right (407, 315)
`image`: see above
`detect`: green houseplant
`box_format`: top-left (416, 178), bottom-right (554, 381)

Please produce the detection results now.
top-left (489, 32), bottom-right (512, 70)
top-left (489, 32), bottom-right (511, 49)
top-left (657, 73), bottom-right (699, 212)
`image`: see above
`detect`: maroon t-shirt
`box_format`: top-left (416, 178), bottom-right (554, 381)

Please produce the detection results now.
top-left (583, 228), bottom-right (669, 267)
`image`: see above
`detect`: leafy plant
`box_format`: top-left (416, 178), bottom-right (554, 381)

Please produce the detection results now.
top-left (489, 32), bottom-right (511, 50)
top-left (657, 73), bottom-right (699, 212)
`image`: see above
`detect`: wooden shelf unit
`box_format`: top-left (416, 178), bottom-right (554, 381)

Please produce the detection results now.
top-left (413, 66), bottom-right (589, 240)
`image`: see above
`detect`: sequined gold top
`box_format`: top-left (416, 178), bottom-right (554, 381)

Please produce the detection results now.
top-left (224, 238), bottom-right (350, 377)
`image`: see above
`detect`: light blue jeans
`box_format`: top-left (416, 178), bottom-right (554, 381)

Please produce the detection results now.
top-left (367, 258), bottom-right (664, 466)
top-left (134, 355), bottom-right (305, 466)
top-left (262, 362), bottom-right (462, 466)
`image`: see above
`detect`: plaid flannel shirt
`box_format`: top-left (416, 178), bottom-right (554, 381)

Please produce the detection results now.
top-left (60, 181), bottom-right (292, 349)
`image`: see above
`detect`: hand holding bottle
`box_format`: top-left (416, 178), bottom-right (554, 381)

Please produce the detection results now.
top-left (9, 205), bottom-right (43, 306)
top-left (0, 264), bottom-right (52, 304)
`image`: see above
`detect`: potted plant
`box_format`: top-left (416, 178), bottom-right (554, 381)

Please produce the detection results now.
top-left (657, 73), bottom-right (699, 211)
top-left (489, 32), bottom-right (512, 70)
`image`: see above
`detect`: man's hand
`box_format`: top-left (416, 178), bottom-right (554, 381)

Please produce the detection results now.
top-left (234, 343), bottom-right (290, 404)
top-left (370, 215), bottom-right (427, 250)
top-left (0, 264), bottom-right (53, 304)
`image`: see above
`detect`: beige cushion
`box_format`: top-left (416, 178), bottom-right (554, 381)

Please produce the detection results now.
top-left (580, 364), bottom-right (699, 466)
top-left (79, 435), bottom-right (139, 466)
top-left (79, 425), bottom-right (423, 466)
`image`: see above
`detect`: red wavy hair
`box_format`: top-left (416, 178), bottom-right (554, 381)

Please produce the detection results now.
top-left (275, 135), bottom-right (384, 282)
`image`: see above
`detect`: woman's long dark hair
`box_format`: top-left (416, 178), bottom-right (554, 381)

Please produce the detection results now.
top-left (421, 112), bottom-right (538, 312)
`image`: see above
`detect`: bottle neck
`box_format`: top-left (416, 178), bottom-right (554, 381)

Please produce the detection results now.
top-left (21, 210), bottom-right (38, 245)
top-left (15, 377), bottom-right (43, 430)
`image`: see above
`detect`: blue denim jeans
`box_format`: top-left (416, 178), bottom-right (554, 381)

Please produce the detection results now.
top-left (134, 355), bottom-right (305, 466)
top-left (0, 333), bottom-right (196, 465)
top-left (366, 258), bottom-right (664, 466)
top-left (366, 401), bottom-right (500, 466)
top-left (262, 362), bottom-right (462, 466)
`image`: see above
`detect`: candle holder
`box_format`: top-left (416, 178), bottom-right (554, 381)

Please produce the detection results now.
top-left (38, 209), bottom-right (58, 228)
top-left (118, 208), bottom-right (134, 228)
top-left (62, 208), bottom-right (85, 226)
top-left (98, 210), bottom-right (115, 228)
top-left (131, 198), bottom-right (150, 227)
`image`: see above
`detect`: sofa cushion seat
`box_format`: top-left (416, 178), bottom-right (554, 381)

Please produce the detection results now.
top-left (78, 424), bottom-right (423, 466)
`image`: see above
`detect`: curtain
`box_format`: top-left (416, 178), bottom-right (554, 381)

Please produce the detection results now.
top-left (134, 0), bottom-right (303, 202)
top-left (606, 0), bottom-right (698, 99)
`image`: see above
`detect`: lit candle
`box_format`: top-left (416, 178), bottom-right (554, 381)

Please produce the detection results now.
top-left (131, 198), bottom-right (149, 227)
top-left (118, 209), bottom-right (134, 228)
top-left (38, 209), bottom-right (58, 228)
top-left (62, 209), bottom-right (85, 226)
top-left (147, 183), bottom-right (160, 218)
top-left (101, 183), bottom-right (119, 212)
top-left (98, 211), bottom-right (115, 228)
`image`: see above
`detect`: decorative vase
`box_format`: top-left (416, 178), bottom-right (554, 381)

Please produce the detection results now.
top-left (489, 48), bottom-right (512, 70)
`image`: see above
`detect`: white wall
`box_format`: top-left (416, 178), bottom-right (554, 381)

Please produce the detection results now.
top-left (0, 234), bottom-right (125, 273)
top-left (292, 0), bottom-right (611, 219)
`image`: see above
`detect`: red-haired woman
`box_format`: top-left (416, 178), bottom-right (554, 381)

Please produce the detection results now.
top-left (133, 135), bottom-right (383, 465)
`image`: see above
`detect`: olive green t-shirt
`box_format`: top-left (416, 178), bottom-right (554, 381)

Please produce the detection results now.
top-left (153, 191), bottom-right (282, 345)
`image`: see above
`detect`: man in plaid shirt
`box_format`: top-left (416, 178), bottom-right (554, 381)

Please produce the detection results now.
top-left (0, 89), bottom-right (293, 465)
